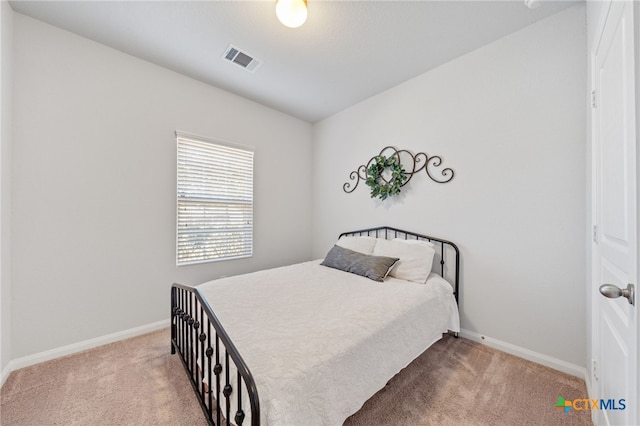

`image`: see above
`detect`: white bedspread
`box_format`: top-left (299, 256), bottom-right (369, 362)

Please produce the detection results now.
top-left (197, 260), bottom-right (459, 426)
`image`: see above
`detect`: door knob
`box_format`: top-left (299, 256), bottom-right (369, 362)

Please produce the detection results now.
top-left (599, 283), bottom-right (635, 306)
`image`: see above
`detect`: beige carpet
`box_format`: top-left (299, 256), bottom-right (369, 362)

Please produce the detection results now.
top-left (1, 328), bottom-right (591, 426)
top-left (345, 335), bottom-right (592, 426)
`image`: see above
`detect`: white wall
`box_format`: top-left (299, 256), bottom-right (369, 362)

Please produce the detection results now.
top-left (312, 5), bottom-right (587, 367)
top-left (11, 13), bottom-right (313, 359)
top-left (0, 0), bottom-right (13, 380)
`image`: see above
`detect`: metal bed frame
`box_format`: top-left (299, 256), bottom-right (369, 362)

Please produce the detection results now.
top-left (171, 226), bottom-right (460, 426)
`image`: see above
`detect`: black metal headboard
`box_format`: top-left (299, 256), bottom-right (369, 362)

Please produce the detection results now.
top-left (339, 226), bottom-right (460, 304)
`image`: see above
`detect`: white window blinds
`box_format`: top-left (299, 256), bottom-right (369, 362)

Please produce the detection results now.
top-left (176, 134), bottom-right (254, 265)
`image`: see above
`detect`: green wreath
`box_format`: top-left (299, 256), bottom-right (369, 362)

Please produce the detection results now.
top-left (365, 155), bottom-right (408, 200)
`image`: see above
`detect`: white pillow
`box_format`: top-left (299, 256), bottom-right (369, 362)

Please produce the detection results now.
top-left (373, 238), bottom-right (435, 283)
top-left (335, 236), bottom-right (377, 255)
top-left (393, 238), bottom-right (435, 248)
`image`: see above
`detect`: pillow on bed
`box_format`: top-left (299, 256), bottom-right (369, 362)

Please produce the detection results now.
top-left (373, 238), bottom-right (435, 283)
top-left (321, 244), bottom-right (399, 282)
top-left (336, 235), bottom-right (377, 254)
top-left (393, 238), bottom-right (435, 248)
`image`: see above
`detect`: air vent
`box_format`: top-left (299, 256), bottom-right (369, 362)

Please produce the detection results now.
top-left (222, 45), bottom-right (262, 73)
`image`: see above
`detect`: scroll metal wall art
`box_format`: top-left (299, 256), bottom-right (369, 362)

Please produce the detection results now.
top-left (343, 146), bottom-right (455, 200)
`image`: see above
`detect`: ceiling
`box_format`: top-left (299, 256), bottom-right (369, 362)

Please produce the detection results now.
top-left (9, 0), bottom-right (578, 123)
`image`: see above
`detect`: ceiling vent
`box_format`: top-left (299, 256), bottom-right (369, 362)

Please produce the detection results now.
top-left (223, 45), bottom-right (262, 73)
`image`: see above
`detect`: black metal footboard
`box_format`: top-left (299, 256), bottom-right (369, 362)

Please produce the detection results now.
top-left (171, 283), bottom-right (260, 426)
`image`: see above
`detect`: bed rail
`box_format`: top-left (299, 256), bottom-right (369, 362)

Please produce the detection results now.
top-left (171, 283), bottom-right (260, 426)
top-left (339, 226), bottom-right (460, 304)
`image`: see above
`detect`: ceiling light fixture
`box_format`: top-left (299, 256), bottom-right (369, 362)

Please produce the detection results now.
top-left (524, 0), bottom-right (541, 9)
top-left (276, 0), bottom-right (308, 28)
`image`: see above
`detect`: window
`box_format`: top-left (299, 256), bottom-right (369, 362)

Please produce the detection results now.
top-left (176, 133), bottom-right (254, 265)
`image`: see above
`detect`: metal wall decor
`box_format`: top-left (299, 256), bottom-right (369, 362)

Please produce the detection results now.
top-left (343, 146), bottom-right (454, 200)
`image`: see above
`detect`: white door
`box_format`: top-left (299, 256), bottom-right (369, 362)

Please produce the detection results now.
top-left (592, 1), bottom-right (637, 425)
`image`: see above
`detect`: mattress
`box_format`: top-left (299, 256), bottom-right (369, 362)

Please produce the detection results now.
top-left (197, 260), bottom-right (459, 426)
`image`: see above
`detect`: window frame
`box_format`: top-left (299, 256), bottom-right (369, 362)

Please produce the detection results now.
top-left (176, 131), bottom-right (255, 266)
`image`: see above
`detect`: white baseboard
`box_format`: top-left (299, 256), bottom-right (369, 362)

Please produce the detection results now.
top-left (1, 319), bottom-right (169, 387)
top-left (3, 323), bottom-right (587, 390)
top-left (1, 360), bottom-right (12, 388)
top-left (459, 328), bottom-right (587, 379)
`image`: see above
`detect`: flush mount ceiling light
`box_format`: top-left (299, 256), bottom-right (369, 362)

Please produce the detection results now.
top-left (524, 0), bottom-right (541, 9)
top-left (276, 0), bottom-right (308, 28)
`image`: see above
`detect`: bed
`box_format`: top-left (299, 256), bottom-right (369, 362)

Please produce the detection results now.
top-left (171, 226), bottom-right (460, 426)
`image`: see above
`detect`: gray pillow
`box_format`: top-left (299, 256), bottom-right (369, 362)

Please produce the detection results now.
top-left (321, 244), bottom-right (399, 282)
